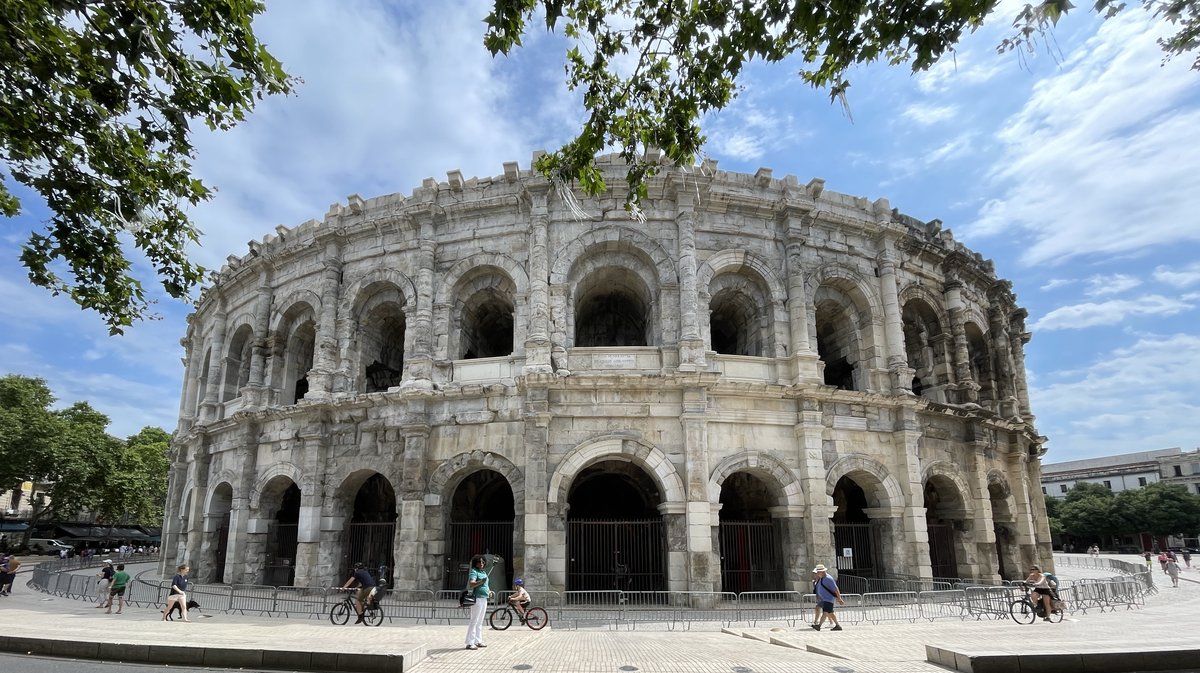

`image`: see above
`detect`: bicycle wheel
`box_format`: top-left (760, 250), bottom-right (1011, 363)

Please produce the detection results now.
top-left (1009, 599), bottom-right (1036, 624)
top-left (1046, 603), bottom-right (1065, 623)
top-left (330, 601), bottom-right (351, 625)
top-left (524, 606), bottom-right (549, 630)
top-left (364, 604), bottom-right (385, 626)
top-left (489, 607), bottom-right (513, 630)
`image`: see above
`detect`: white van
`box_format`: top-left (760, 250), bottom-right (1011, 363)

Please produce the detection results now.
top-left (28, 538), bottom-right (73, 556)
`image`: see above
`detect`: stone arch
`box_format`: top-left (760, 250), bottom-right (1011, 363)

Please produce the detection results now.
top-left (203, 473), bottom-right (239, 513)
top-left (696, 249), bottom-right (787, 304)
top-left (966, 320), bottom-right (996, 406)
top-left (922, 461), bottom-right (976, 578)
top-left (444, 264), bottom-right (519, 360)
top-left (341, 268), bottom-right (419, 320)
top-left (550, 225), bottom-right (677, 287)
top-left (824, 455), bottom-right (904, 509)
top-left (221, 323), bottom-right (256, 403)
top-left (344, 273), bottom-right (415, 393)
top-left (921, 462), bottom-right (975, 516)
top-left (707, 451), bottom-right (803, 509)
top-left (567, 247), bottom-right (659, 348)
top-left (328, 463), bottom-right (401, 515)
top-left (548, 433), bottom-right (686, 506)
top-left (437, 253), bottom-right (530, 305)
top-left (700, 253), bottom-right (788, 357)
top-left (898, 284), bottom-right (949, 324)
top-left (251, 462), bottom-right (303, 510)
top-left (268, 290), bottom-right (322, 334)
top-left (901, 291), bottom-right (949, 400)
top-left (428, 450), bottom-right (527, 508)
top-left (808, 264), bottom-right (885, 391)
top-left (269, 299), bottom-right (318, 404)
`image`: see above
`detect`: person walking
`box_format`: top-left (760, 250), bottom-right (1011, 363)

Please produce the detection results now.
top-left (810, 564), bottom-right (845, 631)
top-left (1183, 550), bottom-right (1192, 569)
top-left (103, 564), bottom-right (131, 614)
top-left (94, 560), bottom-right (115, 606)
top-left (464, 555), bottom-right (489, 650)
top-left (0, 554), bottom-right (17, 595)
top-left (161, 564), bottom-right (191, 622)
top-left (1166, 558), bottom-right (1181, 588)
top-left (1088, 544), bottom-right (1099, 557)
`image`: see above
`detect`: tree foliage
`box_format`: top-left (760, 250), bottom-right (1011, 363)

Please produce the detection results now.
top-left (1, 0), bottom-right (295, 334)
top-left (486, 0), bottom-right (1200, 208)
top-left (1115, 482), bottom-right (1200, 537)
top-left (0, 374), bottom-right (170, 530)
top-left (1058, 487), bottom-right (1119, 543)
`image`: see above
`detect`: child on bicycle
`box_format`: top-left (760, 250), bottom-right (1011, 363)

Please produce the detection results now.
top-left (508, 578), bottom-right (531, 621)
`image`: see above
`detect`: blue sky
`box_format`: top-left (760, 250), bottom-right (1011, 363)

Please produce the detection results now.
top-left (1, 1), bottom-right (1197, 462)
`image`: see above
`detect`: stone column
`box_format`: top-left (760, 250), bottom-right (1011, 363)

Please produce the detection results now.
top-left (176, 330), bottom-right (197, 433)
top-left (681, 386), bottom-right (717, 592)
top-left (1025, 445), bottom-right (1055, 567)
top-left (943, 272), bottom-right (978, 404)
top-left (226, 422), bottom-right (259, 583)
top-left (403, 220), bottom-right (436, 390)
top-left (877, 241), bottom-right (915, 394)
top-left (242, 273), bottom-right (274, 408)
top-left (305, 244), bottom-right (343, 401)
top-left (524, 189), bottom-right (554, 374)
top-left (794, 398), bottom-right (834, 574)
top-left (394, 422), bottom-right (430, 589)
top-left (1011, 311), bottom-right (1034, 421)
top-left (676, 192), bottom-right (706, 370)
top-left (989, 305), bottom-right (1020, 419)
top-left (198, 309), bottom-right (228, 421)
top-left (548, 284), bottom-right (571, 375)
top-left (893, 407), bottom-right (932, 578)
top-left (1008, 451), bottom-right (1040, 571)
top-left (159, 450), bottom-right (189, 577)
top-left (968, 432), bottom-right (1001, 581)
top-left (782, 209), bottom-right (821, 385)
top-left (182, 443), bottom-right (211, 573)
top-left (521, 383), bottom-right (552, 589)
top-left (293, 425), bottom-right (329, 586)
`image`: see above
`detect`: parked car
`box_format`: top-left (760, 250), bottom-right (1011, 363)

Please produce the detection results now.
top-left (28, 538), bottom-right (74, 557)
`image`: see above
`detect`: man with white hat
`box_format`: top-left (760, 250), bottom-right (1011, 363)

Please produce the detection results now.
top-left (94, 560), bottom-right (114, 606)
top-left (810, 564), bottom-right (845, 631)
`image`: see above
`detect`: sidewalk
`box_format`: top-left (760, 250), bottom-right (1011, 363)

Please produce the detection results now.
top-left (0, 554), bottom-right (1197, 673)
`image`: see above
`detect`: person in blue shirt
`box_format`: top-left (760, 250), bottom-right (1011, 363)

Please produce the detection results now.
top-left (341, 562), bottom-right (377, 624)
top-left (810, 564), bottom-right (845, 631)
top-left (464, 555), bottom-right (489, 650)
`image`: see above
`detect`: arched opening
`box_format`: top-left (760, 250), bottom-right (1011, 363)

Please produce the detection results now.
top-left (361, 307), bottom-right (406, 393)
top-left (444, 470), bottom-right (516, 589)
top-left (814, 285), bottom-right (862, 390)
top-left (831, 475), bottom-right (885, 579)
top-left (924, 477), bottom-right (969, 579)
top-left (194, 348), bottom-right (211, 415)
top-left (343, 473), bottom-right (397, 584)
top-left (574, 268), bottom-right (651, 347)
top-left (567, 460), bottom-right (666, 591)
top-left (989, 479), bottom-right (1018, 580)
top-left (718, 472), bottom-right (783, 592)
top-left (709, 288), bottom-right (762, 356)
top-left (205, 482), bottom-right (233, 583)
top-left (454, 269), bottom-right (516, 359)
top-left (221, 325), bottom-right (255, 403)
top-left (284, 322), bottom-right (316, 404)
top-left (902, 300), bottom-right (947, 400)
top-left (260, 480), bottom-right (300, 586)
top-left (966, 322), bottom-right (995, 407)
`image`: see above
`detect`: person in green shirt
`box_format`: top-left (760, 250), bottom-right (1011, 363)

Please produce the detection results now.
top-left (103, 563), bottom-right (131, 614)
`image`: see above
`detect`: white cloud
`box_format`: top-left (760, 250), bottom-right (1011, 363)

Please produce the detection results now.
top-left (1041, 278), bottom-right (1077, 291)
top-left (1032, 333), bottom-right (1200, 460)
top-left (1153, 262), bottom-right (1200, 288)
top-left (902, 103), bottom-right (959, 126)
top-left (1084, 273), bottom-right (1142, 296)
top-left (967, 12), bottom-right (1200, 266)
top-left (1032, 294), bottom-right (1192, 330)
top-left (706, 102), bottom-right (805, 163)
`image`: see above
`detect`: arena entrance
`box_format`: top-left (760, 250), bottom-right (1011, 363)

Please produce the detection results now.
top-left (444, 469), bottom-right (515, 590)
top-left (832, 476), bottom-right (884, 578)
top-left (924, 477), bottom-right (968, 578)
top-left (567, 460), bottom-right (666, 592)
top-left (263, 482), bottom-right (299, 586)
top-left (718, 472), bottom-right (784, 593)
top-left (206, 482), bottom-right (232, 583)
top-left (343, 474), bottom-right (396, 584)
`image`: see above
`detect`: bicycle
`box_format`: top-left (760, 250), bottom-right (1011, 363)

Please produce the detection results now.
top-left (330, 587), bottom-right (385, 626)
top-left (1009, 588), bottom-right (1063, 624)
top-left (489, 602), bottom-right (549, 630)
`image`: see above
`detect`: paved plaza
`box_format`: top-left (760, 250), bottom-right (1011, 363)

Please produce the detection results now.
top-left (0, 554), bottom-right (1197, 672)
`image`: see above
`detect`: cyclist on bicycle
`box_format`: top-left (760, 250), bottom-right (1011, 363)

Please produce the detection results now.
top-left (508, 578), bottom-right (531, 621)
top-left (341, 561), bottom-right (377, 624)
top-left (1024, 564), bottom-right (1055, 622)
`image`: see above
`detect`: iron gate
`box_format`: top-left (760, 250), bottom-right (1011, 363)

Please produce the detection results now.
top-left (263, 522), bottom-right (297, 586)
top-left (343, 522), bottom-right (396, 584)
top-left (833, 522), bottom-right (883, 578)
top-left (719, 521), bottom-right (783, 593)
top-left (568, 519), bottom-right (666, 592)
top-left (445, 521), bottom-right (514, 589)
top-left (928, 523), bottom-right (958, 578)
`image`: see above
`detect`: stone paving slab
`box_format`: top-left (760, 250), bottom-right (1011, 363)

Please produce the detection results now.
top-left (0, 554), bottom-right (1196, 673)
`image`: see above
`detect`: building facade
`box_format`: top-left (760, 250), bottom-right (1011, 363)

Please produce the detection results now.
top-left (161, 155), bottom-right (1050, 593)
top-left (1039, 448), bottom-right (1180, 498)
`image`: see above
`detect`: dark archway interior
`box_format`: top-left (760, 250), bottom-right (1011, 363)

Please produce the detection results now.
top-left (815, 317), bottom-right (855, 390)
top-left (365, 314), bottom-right (406, 392)
top-left (450, 470), bottom-right (516, 521)
top-left (461, 290), bottom-right (514, 359)
top-left (568, 461), bottom-right (661, 519)
top-left (290, 322), bottom-right (316, 402)
top-left (574, 267), bottom-right (650, 347)
top-left (710, 289), bottom-right (761, 356)
top-left (352, 473), bottom-right (397, 523)
top-left (276, 483), bottom-right (301, 523)
top-left (719, 472), bottom-right (774, 521)
top-left (832, 476), bottom-right (870, 523)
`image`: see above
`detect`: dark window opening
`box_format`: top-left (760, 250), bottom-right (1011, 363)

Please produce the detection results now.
top-left (815, 303), bottom-right (857, 391)
top-left (460, 291), bottom-right (514, 359)
top-left (832, 476), bottom-right (870, 524)
top-left (287, 322), bottom-right (316, 404)
top-left (450, 470), bottom-right (516, 522)
top-left (568, 461), bottom-right (661, 520)
top-left (1173, 465), bottom-right (1183, 477)
top-left (710, 289), bottom-right (762, 356)
top-left (576, 291), bottom-right (648, 347)
top-left (364, 313), bottom-right (405, 393)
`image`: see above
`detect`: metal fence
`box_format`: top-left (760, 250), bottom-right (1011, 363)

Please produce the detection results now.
top-left (27, 555), bottom-right (1156, 630)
